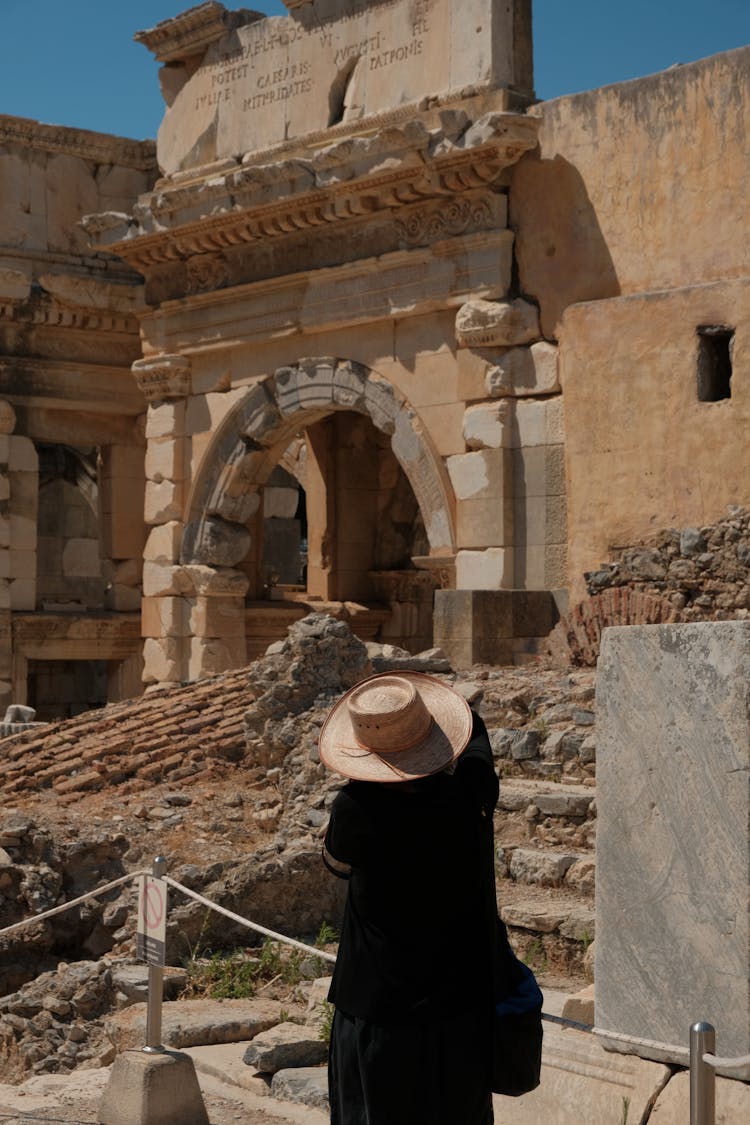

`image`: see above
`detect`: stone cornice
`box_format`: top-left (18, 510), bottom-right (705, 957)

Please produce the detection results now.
top-left (134, 2), bottom-right (263, 64)
top-left (0, 116), bottom-right (157, 171)
top-left (86, 111), bottom-right (539, 275)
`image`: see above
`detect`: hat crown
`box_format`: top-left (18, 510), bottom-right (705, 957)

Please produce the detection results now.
top-left (348, 675), bottom-right (432, 754)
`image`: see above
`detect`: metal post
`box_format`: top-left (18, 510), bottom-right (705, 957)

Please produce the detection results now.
top-left (690, 1020), bottom-right (716, 1125)
top-left (144, 855), bottom-right (167, 1053)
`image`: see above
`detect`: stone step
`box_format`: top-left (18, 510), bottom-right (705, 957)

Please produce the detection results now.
top-left (498, 778), bottom-right (596, 819)
top-left (498, 845), bottom-right (595, 895)
top-left (495, 876), bottom-right (595, 983)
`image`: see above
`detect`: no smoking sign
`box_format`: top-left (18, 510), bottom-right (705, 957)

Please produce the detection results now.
top-left (136, 875), bottom-right (167, 966)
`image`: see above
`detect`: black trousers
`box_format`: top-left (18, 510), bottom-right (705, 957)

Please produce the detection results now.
top-left (328, 1006), bottom-right (494, 1125)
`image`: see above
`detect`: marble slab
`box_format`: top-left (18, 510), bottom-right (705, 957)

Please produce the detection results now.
top-left (596, 622), bottom-right (750, 1062)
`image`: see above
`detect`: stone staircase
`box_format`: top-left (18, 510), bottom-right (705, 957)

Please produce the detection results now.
top-left (492, 777), bottom-right (596, 986)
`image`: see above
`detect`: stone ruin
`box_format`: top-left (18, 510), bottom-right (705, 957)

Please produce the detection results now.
top-left (0, 0), bottom-right (745, 720)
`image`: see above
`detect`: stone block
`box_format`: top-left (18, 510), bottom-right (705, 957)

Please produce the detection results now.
top-left (9, 577), bottom-right (35, 610)
top-left (486, 341), bottom-right (560, 397)
top-left (62, 538), bottom-right (101, 578)
top-left (242, 1021), bottom-right (328, 1074)
top-left (0, 580), bottom-right (9, 611)
top-left (106, 585), bottom-right (142, 612)
top-left (106, 507), bottom-right (147, 562)
top-left (512, 445), bottom-right (566, 499)
top-left (105, 445), bottom-right (144, 480)
top-left (512, 397), bottom-right (565, 448)
top-left (463, 402), bottom-right (511, 450)
top-left (434, 590), bottom-right (559, 670)
top-left (457, 495), bottom-right (514, 550)
top-left (98, 1048), bottom-right (209, 1125)
top-left (142, 597), bottom-right (190, 639)
top-left (447, 448), bottom-right (513, 501)
top-left (142, 636), bottom-right (185, 685)
top-left (492, 1025), bottom-right (670, 1125)
top-left (264, 485), bottom-right (299, 520)
top-left (8, 435), bottom-right (37, 472)
top-left (144, 522), bottom-right (183, 564)
top-left (0, 401), bottom-right (16, 434)
top-left (187, 596), bottom-right (246, 638)
top-left (0, 476), bottom-right (9, 502)
top-left (562, 984), bottom-right (595, 1028)
top-left (455, 548), bottom-right (513, 589)
top-left (9, 549), bottom-right (35, 580)
top-left (596, 622), bottom-right (750, 1064)
top-left (8, 514), bottom-right (36, 551)
top-left (146, 401), bottom-right (186, 440)
top-left (145, 480), bottom-right (184, 524)
top-left (188, 635), bottom-right (246, 679)
top-left (0, 435), bottom-right (8, 465)
top-left (0, 519), bottom-right (9, 549)
top-left (145, 437), bottom-right (186, 483)
top-left (456, 298), bottom-right (540, 349)
top-left (649, 1071), bottom-right (750, 1122)
top-left (142, 562), bottom-right (195, 599)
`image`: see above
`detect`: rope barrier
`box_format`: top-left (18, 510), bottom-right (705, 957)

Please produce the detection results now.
top-left (2, 864), bottom-right (748, 1086)
top-left (0, 871), bottom-right (148, 939)
top-left (163, 876), bottom-right (337, 964)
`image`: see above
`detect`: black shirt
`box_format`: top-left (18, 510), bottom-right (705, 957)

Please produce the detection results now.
top-left (323, 712), bottom-right (499, 1025)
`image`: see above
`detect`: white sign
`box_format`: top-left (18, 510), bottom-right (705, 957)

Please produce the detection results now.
top-left (136, 875), bottom-right (167, 967)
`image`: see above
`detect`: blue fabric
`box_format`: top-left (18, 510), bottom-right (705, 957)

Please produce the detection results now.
top-left (495, 959), bottom-right (543, 1017)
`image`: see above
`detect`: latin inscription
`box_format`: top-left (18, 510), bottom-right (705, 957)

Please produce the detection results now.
top-left (193, 0), bottom-right (436, 115)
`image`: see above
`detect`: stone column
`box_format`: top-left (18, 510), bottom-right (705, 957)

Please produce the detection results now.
top-left (0, 402), bottom-right (19, 712)
top-left (133, 355), bottom-right (191, 687)
top-left (596, 621), bottom-right (750, 1065)
top-left (436, 298), bottom-right (564, 666)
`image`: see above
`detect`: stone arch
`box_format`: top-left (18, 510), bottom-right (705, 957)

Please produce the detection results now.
top-left (181, 358), bottom-right (456, 568)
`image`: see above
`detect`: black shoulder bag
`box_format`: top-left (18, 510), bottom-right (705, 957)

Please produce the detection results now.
top-left (482, 806), bottom-right (544, 1097)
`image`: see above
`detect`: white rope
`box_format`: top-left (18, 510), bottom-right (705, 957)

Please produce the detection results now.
top-left (164, 876), bottom-right (337, 964)
top-left (0, 871), bottom-right (147, 938)
top-left (704, 1051), bottom-right (750, 1076)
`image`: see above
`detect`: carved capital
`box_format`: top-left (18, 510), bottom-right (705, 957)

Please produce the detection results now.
top-left (132, 354), bottom-right (192, 401)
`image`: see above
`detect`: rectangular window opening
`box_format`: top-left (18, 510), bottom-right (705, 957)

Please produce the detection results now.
top-left (697, 325), bottom-right (734, 402)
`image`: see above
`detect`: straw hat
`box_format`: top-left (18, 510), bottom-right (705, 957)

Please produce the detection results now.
top-left (319, 671), bottom-right (473, 782)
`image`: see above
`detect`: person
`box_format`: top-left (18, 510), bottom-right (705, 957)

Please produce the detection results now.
top-left (319, 670), bottom-right (503, 1125)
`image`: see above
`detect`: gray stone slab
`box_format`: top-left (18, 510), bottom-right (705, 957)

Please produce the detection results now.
top-left (596, 622), bottom-right (750, 1062)
top-left (493, 1024), bottom-right (669, 1124)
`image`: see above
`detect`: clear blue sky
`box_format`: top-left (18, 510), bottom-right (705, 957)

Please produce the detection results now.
top-left (2, 0), bottom-right (749, 140)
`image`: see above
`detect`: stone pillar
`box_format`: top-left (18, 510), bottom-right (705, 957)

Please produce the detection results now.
top-left (133, 355), bottom-right (191, 687)
top-left (305, 419), bottom-right (336, 600)
top-left (101, 444), bottom-right (146, 612)
top-left (596, 621), bottom-right (750, 1065)
top-left (0, 403), bottom-right (37, 713)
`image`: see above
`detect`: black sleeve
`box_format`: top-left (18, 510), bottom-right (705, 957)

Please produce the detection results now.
top-left (455, 710), bottom-right (499, 814)
top-left (322, 785), bottom-right (370, 879)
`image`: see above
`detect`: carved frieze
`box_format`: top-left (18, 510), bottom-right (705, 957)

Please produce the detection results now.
top-left (94, 110), bottom-right (539, 298)
top-left (186, 253), bottom-right (229, 295)
top-left (132, 354), bottom-right (192, 402)
top-left (395, 193), bottom-right (499, 247)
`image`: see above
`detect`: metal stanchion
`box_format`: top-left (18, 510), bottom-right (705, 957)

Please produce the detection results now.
top-left (144, 855), bottom-right (167, 1054)
top-left (690, 1021), bottom-right (716, 1125)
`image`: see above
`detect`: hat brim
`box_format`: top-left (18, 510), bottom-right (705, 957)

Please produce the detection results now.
top-left (319, 671), bottom-right (473, 782)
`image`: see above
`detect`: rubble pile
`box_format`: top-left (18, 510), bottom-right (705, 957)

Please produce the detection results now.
top-left (0, 613), bottom-right (603, 1083)
top-left (584, 504), bottom-right (750, 617)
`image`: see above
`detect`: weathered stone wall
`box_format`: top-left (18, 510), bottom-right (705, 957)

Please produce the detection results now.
top-left (510, 49), bottom-right (750, 601)
top-left (0, 118), bottom-right (156, 713)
